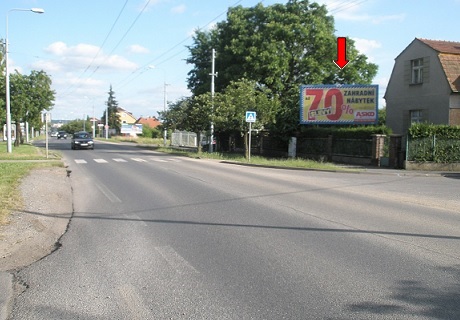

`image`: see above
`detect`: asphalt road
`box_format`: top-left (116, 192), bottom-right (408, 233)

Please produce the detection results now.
top-left (10, 138), bottom-right (460, 319)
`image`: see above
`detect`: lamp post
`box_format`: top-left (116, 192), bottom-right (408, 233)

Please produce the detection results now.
top-left (5, 8), bottom-right (44, 153)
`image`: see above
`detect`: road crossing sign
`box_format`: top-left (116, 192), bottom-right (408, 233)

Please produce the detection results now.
top-left (246, 111), bottom-right (256, 123)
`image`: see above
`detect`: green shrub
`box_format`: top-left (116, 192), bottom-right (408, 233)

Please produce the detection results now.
top-left (408, 124), bottom-right (460, 163)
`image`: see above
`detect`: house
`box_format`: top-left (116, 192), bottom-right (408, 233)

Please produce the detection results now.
top-left (136, 116), bottom-right (162, 128)
top-left (385, 38), bottom-right (460, 134)
top-left (117, 107), bottom-right (137, 125)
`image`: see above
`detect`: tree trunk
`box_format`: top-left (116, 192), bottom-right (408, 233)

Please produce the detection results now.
top-left (196, 131), bottom-right (202, 154)
top-left (14, 122), bottom-right (22, 147)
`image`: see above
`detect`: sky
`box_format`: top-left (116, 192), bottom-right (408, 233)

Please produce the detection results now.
top-left (1, 0), bottom-right (460, 121)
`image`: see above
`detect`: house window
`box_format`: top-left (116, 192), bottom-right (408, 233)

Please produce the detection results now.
top-left (411, 58), bottom-right (423, 84)
top-left (410, 110), bottom-right (423, 123)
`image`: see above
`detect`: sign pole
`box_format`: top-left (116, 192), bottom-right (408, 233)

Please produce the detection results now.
top-left (45, 113), bottom-right (49, 159)
top-left (248, 122), bottom-right (252, 162)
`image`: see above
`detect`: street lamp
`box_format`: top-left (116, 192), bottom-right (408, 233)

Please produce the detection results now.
top-left (5, 8), bottom-right (44, 153)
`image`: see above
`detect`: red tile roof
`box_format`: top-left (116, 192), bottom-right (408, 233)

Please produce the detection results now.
top-left (418, 38), bottom-right (460, 54)
top-left (417, 38), bottom-right (460, 92)
top-left (136, 117), bottom-right (162, 128)
top-left (438, 54), bottom-right (460, 92)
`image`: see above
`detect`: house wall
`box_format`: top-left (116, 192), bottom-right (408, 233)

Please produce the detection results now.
top-left (385, 40), bottom-right (452, 134)
top-left (118, 112), bottom-right (137, 125)
top-left (450, 94), bottom-right (460, 126)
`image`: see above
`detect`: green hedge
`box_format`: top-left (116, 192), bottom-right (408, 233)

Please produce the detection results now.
top-left (408, 123), bottom-right (460, 139)
top-left (408, 124), bottom-right (460, 163)
top-left (299, 125), bottom-right (391, 139)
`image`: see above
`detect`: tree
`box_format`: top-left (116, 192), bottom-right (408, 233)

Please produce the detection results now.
top-left (186, 0), bottom-right (378, 137)
top-left (159, 96), bottom-right (212, 153)
top-left (214, 79), bottom-right (280, 158)
top-left (101, 85), bottom-right (121, 134)
top-left (9, 70), bottom-right (55, 145)
top-left (60, 119), bottom-right (90, 134)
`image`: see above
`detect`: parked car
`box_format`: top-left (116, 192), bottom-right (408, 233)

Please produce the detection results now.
top-left (50, 131), bottom-right (58, 137)
top-left (71, 131), bottom-right (94, 150)
top-left (57, 131), bottom-right (68, 139)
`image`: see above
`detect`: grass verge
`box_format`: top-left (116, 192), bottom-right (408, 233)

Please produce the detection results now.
top-left (0, 142), bottom-right (63, 225)
top-left (154, 146), bottom-right (350, 171)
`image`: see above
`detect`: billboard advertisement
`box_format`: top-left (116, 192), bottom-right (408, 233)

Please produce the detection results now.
top-left (121, 124), bottom-right (143, 135)
top-left (300, 84), bottom-right (378, 125)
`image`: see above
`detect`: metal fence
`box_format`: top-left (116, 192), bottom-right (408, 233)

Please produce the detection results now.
top-left (171, 131), bottom-right (197, 147)
top-left (407, 136), bottom-right (460, 163)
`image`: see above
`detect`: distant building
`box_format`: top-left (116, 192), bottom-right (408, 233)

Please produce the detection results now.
top-left (136, 116), bottom-right (162, 128)
top-left (117, 107), bottom-right (137, 125)
top-left (385, 38), bottom-right (460, 134)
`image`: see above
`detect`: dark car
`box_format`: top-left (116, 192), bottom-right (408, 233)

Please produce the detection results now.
top-left (57, 131), bottom-right (68, 139)
top-left (71, 131), bottom-right (94, 150)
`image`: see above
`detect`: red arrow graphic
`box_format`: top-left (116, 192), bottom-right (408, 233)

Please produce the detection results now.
top-left (334, 37), bottom-right (349, 69)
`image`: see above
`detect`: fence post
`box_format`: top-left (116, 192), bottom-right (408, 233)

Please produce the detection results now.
top-left (389, 134), bottom-right (403, 169)
top-left (371, 134), bottom-right (386, 166)
top-left (288, 137), bottom-right (297, 158)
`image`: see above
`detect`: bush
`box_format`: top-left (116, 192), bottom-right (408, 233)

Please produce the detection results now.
top-left (408, 124), bottom-right (460, 163)
top-left (299, 125), bottom-right (391, 139)
top-left (142, 125), bottom-right (161, 138)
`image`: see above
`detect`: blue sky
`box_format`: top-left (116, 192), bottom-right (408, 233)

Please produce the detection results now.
top-left (1, 0), bottom-right (459, 120)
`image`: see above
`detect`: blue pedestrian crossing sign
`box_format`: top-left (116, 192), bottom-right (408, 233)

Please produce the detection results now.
top-left (245, 111), bottom-right (256, 123)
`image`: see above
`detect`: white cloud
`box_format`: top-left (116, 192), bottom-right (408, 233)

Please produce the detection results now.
top-left (39, 41), bottom-right (138, 72)
top-left (128, 44), bottom-right (150, 54)
top-left (171, 4), bottom-right (186, 14)
top-left (352, 38), bottom-right (382, 56)
top-left (318, 0), bottom-right (405, 24)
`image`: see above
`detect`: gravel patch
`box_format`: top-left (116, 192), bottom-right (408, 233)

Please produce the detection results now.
top-left (0, 166), bottom-right (73, 272)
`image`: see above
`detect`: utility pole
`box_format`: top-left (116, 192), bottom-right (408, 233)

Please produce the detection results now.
top-left (209, 48), bottom-right (217, 153)
top-left (163, 82), bottom-right (169, 146)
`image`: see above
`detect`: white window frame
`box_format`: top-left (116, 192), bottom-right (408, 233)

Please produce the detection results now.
top-left (411, 58), bottom-right (423, 84)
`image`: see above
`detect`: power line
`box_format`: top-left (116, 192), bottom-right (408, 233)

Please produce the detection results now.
top-left (60, 0), bottom-right (130, 97)
top-left (115, 0), bottom-right (245, 90)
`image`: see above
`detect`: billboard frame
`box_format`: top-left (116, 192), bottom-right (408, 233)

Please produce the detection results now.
top-left (299, 84), bottom-right (378, 125)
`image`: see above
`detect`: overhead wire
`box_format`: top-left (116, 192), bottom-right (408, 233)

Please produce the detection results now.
top-left (59, 0), bottom-right (130, 97)
top-left (114, 0), bottom-right (245, 90)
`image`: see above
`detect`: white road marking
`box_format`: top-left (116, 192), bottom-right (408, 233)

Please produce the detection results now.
top-left (94, 159), bottom-right (108, 163)
top-left (123, 214), bottom-right (148, 227)
top-left (150, 158), bottom-right (167, 162)
top-left (155, 246), bottom-right (198, 275)
top-left (96, 183), bottom-right (121, 203)
top-left (113, 158), bottom-right (127, 162)
top-left (75, 159), bottom-right (87, 164)
top-left (131, 158), bottom-right (147, 162)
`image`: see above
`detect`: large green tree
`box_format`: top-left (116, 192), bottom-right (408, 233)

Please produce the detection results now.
top-left (9, 70), bottom-right (55, 145)
top-left (186, 0), bottom-right (378, 137)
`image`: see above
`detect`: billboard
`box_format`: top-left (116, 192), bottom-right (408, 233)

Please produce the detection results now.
top-left (300, 84), bottom-right (378, 125)
top-left (121, 124), bottom-right (143, 135)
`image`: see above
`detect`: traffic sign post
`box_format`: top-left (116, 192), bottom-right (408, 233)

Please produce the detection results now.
top-left (245, 111), bottom-right (256, 161)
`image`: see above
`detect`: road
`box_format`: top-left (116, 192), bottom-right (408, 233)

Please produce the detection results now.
top-left (10, 138), bottom-right (460, 319)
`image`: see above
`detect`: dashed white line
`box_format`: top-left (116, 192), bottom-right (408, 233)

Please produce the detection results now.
top-left (113, 158), bottom-right (128, 162)
top-left (75, 159), bottom-right (87, 164)
top-left (94, 159), bottom-right (108, 163)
